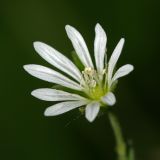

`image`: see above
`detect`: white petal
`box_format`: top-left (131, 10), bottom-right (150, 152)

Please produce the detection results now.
top-left (31, 88), bottom-right (87, 101)
top-left (85, 102), bottom-right (100, 122)
top-left (111, 64), bottom-right (134, 85)
top-left (94, 23), bottom-right (107, 73)
top-left (108, 38), bottom-right (125, 87)
top-left (65, 25), bottom-right (94, 68)
top-left (23, 64), bottom-right (82, 91)
top-left (44, 100), bottom-right (88, 116)
top-left (101, 92), bottom-right (116, 106)
top-left (34, 42), bottom-right (82, 82)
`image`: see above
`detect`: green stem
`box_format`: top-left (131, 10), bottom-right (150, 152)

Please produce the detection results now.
top-left (108, 112), bottom-right (127, 160)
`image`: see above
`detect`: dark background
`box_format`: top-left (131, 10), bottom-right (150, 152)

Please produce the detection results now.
top-left (1, 0), bottom-right (160, 160)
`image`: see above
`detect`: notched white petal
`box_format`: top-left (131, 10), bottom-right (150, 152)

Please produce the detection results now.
top-left (108, 38), bottom-right (125, 87)
top-left (31, 88), bottom-right (87, 101)
top-left (101, 92), bottom-right (116, 106)
top-left (33, 42), bottom-right (82, 82)
top-left (111, 64), bottom-right (134, 85)
top-left (85, 102), bottom-right (100, 122)
top-left (23, 64), bottom-right (82, 91)
top-left (65, 25), bottom-right (94, 68)
top-left (94, 23), bottom-right (107, 73)
top-left (44, 100), bottom-right (88, 116)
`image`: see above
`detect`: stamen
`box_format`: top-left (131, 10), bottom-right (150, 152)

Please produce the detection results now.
top-left (80, 67), bottom-right (107, 100)
top-left (81, 67), bottom-right (97, 88)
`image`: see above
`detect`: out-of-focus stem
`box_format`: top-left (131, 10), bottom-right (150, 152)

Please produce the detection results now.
top-left (108, 112), bottom-right (127, 160)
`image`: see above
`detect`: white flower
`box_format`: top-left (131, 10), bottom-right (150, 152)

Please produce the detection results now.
top-left (24, 23), bottom-right (134, 122)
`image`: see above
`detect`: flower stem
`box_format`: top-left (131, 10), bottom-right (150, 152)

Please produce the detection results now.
top-left (108, 112), bottom-right (127, 160)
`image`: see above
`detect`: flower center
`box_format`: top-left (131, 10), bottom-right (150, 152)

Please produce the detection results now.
top-left (81, 67), bottom-right (107, 100)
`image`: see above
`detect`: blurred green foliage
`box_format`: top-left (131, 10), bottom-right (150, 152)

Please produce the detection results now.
top-left (0, 0), bottom-right (160, 160)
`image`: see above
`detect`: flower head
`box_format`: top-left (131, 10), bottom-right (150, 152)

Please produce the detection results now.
top-left (24, 23), bottom-right (134, 122)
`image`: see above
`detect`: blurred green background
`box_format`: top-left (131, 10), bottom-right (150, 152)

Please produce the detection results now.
top-left (1, 0), bottom-right (160, 160)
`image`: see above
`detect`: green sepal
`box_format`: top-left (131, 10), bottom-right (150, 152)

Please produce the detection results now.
top-left (51, 85), bottom-right (87, 98)
top-left (51, 84), bottom-right (78, 93)
top-left (79, 107), bottom-right (85, 114)
top-left (71, 51), bottom-right (84, 71)
top-left (110, 80), bottom-right (118, 92)
top-left (51, 84), bottom-right (65, 90)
